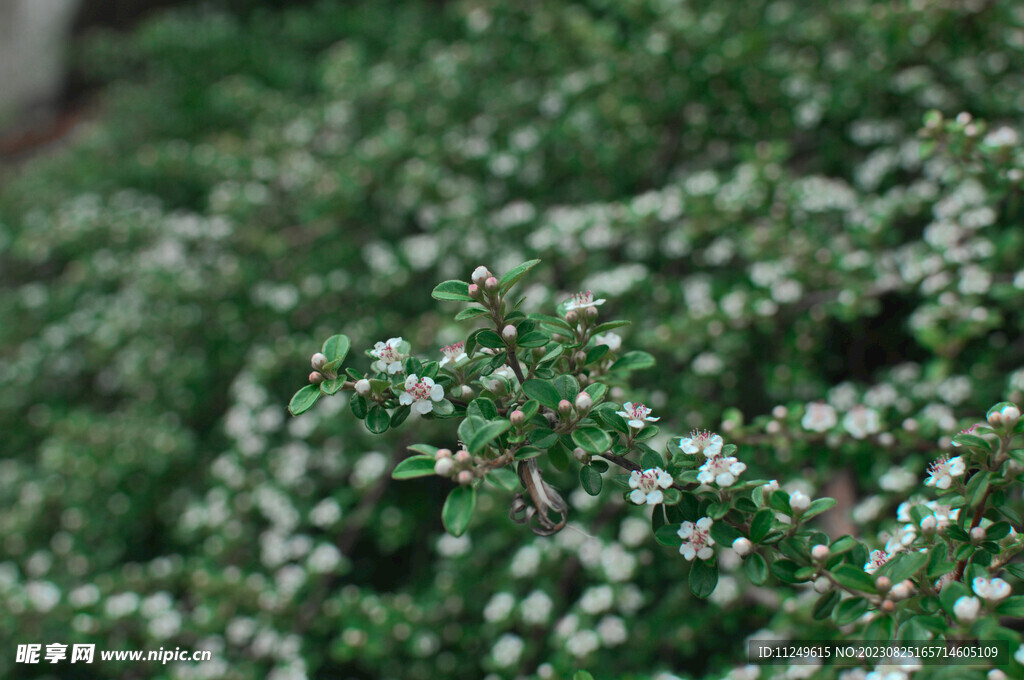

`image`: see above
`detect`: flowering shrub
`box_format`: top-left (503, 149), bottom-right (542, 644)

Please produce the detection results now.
top-left (292, 263), bottom-right (1024, 678)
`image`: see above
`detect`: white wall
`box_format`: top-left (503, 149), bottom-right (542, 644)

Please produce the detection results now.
top-left (0, 0), bottom-right (83, 128)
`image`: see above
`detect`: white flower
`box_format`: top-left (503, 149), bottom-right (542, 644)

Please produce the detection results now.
top-left (628, 467), bottom-right (673, 505)
top-left (593, 332), bottom-right (622, 352)
top-left (678, 517), bottom-right (715, 561)
top-left (842, 406), bottom-right (881, 439)
top-left (884, 524), bottom-right (918, 556)
top-left (953, 595), bottom-right (981, 623)
top-left (924, 501), bottom-right (960, 529)
top-left (565, 290), bottom-right (605, 311)
top-left (483, 365), bottom-right (516, 393)
top-left (790, 490), bottom-right (811, 513)
top-left (1015, 643), bottom-right (1024, 665)
top-left (801, 401), bottom-right (838, 432)
top-left (370, 337), bottom-right (408, 374)
top-left (490, 633), bottom-right (524, 668)
top-left (679, 430), bottom-right (724, 458)
top-left (973, 577), bottom-right (1012, 602)
top-left (399, 374), bottom-right (444, 414)
top-left (865, 550), bottom-right (889, 575)
top-left (439, 341), bottom-right (468, 367)
top-left (616, 402), bottom-right (660, 430)
top-left (924, 456), bottom-right (965, 490)
top-left (697, 455), bottom-right (747, 487)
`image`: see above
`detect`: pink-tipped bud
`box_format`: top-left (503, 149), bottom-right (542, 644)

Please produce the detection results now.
top-left (558, 400), bottom-right (573, 417)
top-left (434, 457), bottom-right (455, 477)
top-left (459, 385), bottom-right (475, 400)
top-left (565, 310), bottom-right (578, 325)
top-left (573, 351), bottom-right (587, 365)
top-left (484, 276), bottom-right (499, 293)
top-left (502, 325), bottom-right (517, 342)
top-left (585, 305), bottom-right (599, 319)
top-left (880, 599), bottom-right (895, 613)
top-left (510, 410), bottom-right (525, 427)
top-left (813, 577), bottom-right (831, 594)
top-left (471, 266), bottom-right (491, 286)
top-left (771, 405), bottom-right (788, 419)
top-left (573, 447), bottom-right (589, 463)
top-left (435, 448), bottom-right (453, 460)
top-left (309, 371), bottom-right (325, 384)
top-left (575, 392), bottom-right (593, 413)
top-left (456, 470), bottom-right (474, 485)
top-left (468, 283), bottom-right (482, 300)
top-left (311, 352), bottom-right (328, 370)
top-left (765, 421), bottom-right (782, 434)
top-left (970, 526), bottom-right (986, 543)
top-left (875, 576), bottom-right (892, 594)
top-left (811, 545), bottom-right (830, 562)
top-left (454, 449), bottom-right (471, 464)
top-left (354, 379), bottom-right (371, 395)
top-left (988, 410), bottom-right (1003, 426)
top-left (732, 537), bottom-right (753, 556)
top-left (1001, 404), bottom-right (1021, 423)
top-left (890, 582), bottom-right (910, 600)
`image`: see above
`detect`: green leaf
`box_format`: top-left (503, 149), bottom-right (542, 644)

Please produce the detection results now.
top-left (407, 444), bottom-right (439, 457)
top-left (965, 470), bottom-right (991, 509)
top-left (321, 334), bottom-right (351, 363)
top-left (486, 467), bottom-right (520, 493)
top-left (769, 490), bottom-right (792, 516)
top-left (770, 559), bottom-right (803, 583)
top-left (467, 397), bottom-right (499, 420)
top-left (530, 427), bottom-right (559, 449)
top-left (432, 280), bottom-right (474, 301)
top-left (454, 306), bottom-right (490, 321)
top-left (580, 465), bottom-right (603, 496)
top-left (610, 351), bottom-right (656, 372)
top-left (995, 596), bottom-right (1024, 617)
top-left (476, 329), bottom-right (505, 349)
top-left (499, 259), bottom-right (541, 293)
top-left (953, 432), bottom-right (993, 451)
top-left (833, 597), bottom-right (869, 626)
top-left (592, 320), bottom-right (631, 334)
top-left (548, 440), bottom-right (571, 471)
top-left (390, 404), bottom-right (412, 428)
top-left (365, 405), bottom-right (390, 434)
top-left (523, 379), bottom-right (562, 408)
top-left (709, 519), bottom-right (740, 544)
top-left (831, 564), bottom-right (876, 593)
top-left (745, 553), bottom-right (768, 585)
top-left (320, 378), bottom-right (344, 395)
top-left (689, 559), bottom-right (718, 598)
top-left (640, 448), bottom-right (663, 470)
top-left (813, 590), bottom-right (842, 620)
top-left (518, 400), bottom-right (540, 422)
top-left (573, 426), bottom-right (612, 454)
top-left (513, 446), bottom-right (541, 460)
top-left (392, 456), bottom-right (436, 479)
top-left (349, 394), bottom-right (368, 419)
top-left (878, 551), bottom-right (927, 583)
top-left (517, 331), bottom-right (550, 347)
top-left (553, 374), bottom-right (580, 401)
top-left (585, 344), bottom-right (609, 365)
top-left (803, 497), bottom-right (837, 520)
top-left (1003, 563), bottom-right (1024, 581)
top-left (573, 672), bottom-right (595, 680)
top-left (939, 581), bottom-right (969, 617)
top-left (750, 509), bottom-right (774, 543)
top-left (442, 485), bottom-right (476, 536)
top-left (653, 524), bottom-right (682, 547)
top-left (288, 385), bottom-right (321, 415)
top-left (583, 382), bottom-right (608, 404)
top-left (430, 400), bottom-right (454, 417)
top-left (467, 420), bottom-right (512, 455)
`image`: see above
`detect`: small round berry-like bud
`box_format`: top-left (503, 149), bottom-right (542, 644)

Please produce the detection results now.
top-left (573, 447), bottom-right (589, 463)
top-left (565, 310), bottom-right (578, 325)
top-left (435, 448), bottom-right (453, 460)
top-left (956, 111), bottom-right (973, 125)
top-left (953, 595), bottom-right (980, 623)
top-left (921, 515), bottom-right (938, 533)
top-left (880, 599), bottom-right (895, 613)
top-left (558, 400), bottom-right (573, 416)
top-left (970, 526), bottom-right (986, 543)
top-left (459, 385), bottom-right (475, 401)
top-left (1009, 168), bottom-right (1024, 183)
top-left (456, 470), bottom-right (474, 485)
top-left (732, 537), bottom-right (753, 556)
top-left (811, 545), bottom-right (830, 562)
top-left (434, 457), bottom-right (455, 477)
top-left (471, 265), bottom-right (490, 286)
top-left (765, 421), bottom-right (782, 434)
top-left (989, 669), bottom-right (1008, 680)
top-left (573, 350), bottom-right (587, 365)
top-left (813, 577), bottom-right (831, 594)
top-left (575, 392), bottom-right (593, 413)
top-left (585, 305), bottom-right (599, 319)
top-left (988, 409), bottom-right (1004, 426)
top-left (771, 405), bottom-right (788, 419)
top-left (309, 371), bottom-right (325, 384)
top-left (468, 283), bottom-right (482, 300)
top-left (1001, 404), bottom-right (1021, 423)
top-left (531, 347), bottom-right (546, 360)
top-left (354, 378), bottom-right (371, 395)
top-left (875, 576), bottom-right (892, 594)
top-left (502, 325), bottom-right (517, 342)
top-left (878, 432), bottom-right (895, 446)
top-left (311, 352), bottom-right (328, 370)
top-left (964, 123), bottom-right (978, 138)
top-left (902, 417), bottom-right (918, 432)
top-left (510, 410), bottom-right (525, 427)
top-left (789, 490), bottom-right (811, 513)
top-left (762, 480), bottom-right (779, 494)
top-left (484, 276), bottom-right (499, 293)
top-left (454, 449), bottom-right (471, 464)
top-left (551, 334), bottom-right (566, 344)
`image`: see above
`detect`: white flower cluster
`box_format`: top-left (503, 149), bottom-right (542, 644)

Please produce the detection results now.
top-left (679, 430), bottom-right (747, 488)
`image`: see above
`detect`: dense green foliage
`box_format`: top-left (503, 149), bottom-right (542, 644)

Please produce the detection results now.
top-left (1, 1), bottom-right (1024, 678)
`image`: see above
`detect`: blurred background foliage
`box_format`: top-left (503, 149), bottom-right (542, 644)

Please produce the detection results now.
top-left (1, 0), bottom-right (1024, 678)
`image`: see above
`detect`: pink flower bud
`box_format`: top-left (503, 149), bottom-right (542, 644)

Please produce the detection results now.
top-left (732, 537), bottom-right (753, 556)
top-left (573, 351), bottom-right (587, 365)
top-left (311, 352), bottom-right (328, 370)
top-left (811, 545), bottom-right (830, 562)
top-left (558, 400), bottom-right (573, 416)
top-left (970, 526), bottom-right (986, 543)
top-left (309, 371), bottom-right (325, 384)
top-left (502, 325), bottom-right (517, 342)
top-left (435, 448), bottom-right (453, 460)
top-left (484, 276), bottom-right (499, 293)
top-left (459, 385), bottom-right (475, 400)
top-left (875, 576), bottom-right (892, 593)
top-left (471, 266), bottom-right (491, 285)
top-left (354, 379), bottom-right (371, 395)
top-left (813, 577), bottom-right (831, 594)
top-left (921, 515), bottom-right (937, 533)
top-left (573, 447), bottom-right (589, 463)
top-left (771, 405), bottom-right (788, 419)
top-left (585, 305), bottom-right (599, 319)
top-left (454, 449), bottom-right (471, 464)
top-left (1001, 404), bottom-right (1021, 423)
top-left (565, 310), bottom-right (578, 325)
top-left (456, 470), bottom-right (474, 485)
top-left (988, 410), bottom-right (1003, 426)
top-left (765, 421), bottom-right (781, 434)
top-left (468, 283), bottom-right (482, 299)
top-left (434, 457), bottom-right (454, 477)
top-left (880, 599), bottom-right (895, 613)
top-left (510, 410), bottom-right (525, 427)
top-left (575, 392), bottom-right (593, 412)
